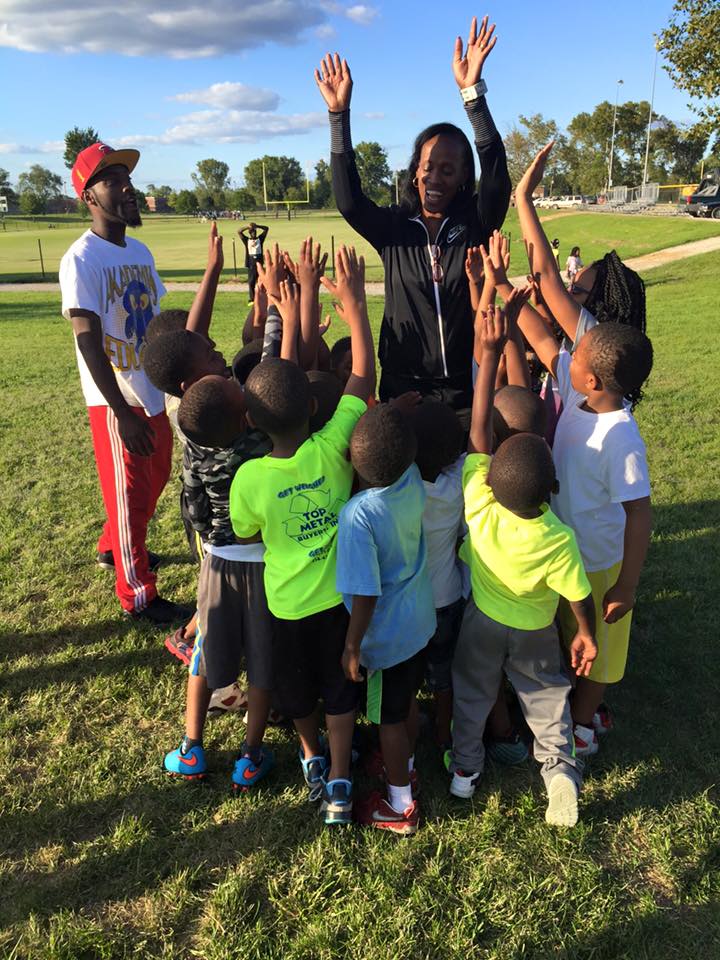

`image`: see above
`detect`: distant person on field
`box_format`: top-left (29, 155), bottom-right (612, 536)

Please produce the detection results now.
top-left (551, 238), bottom-right (560, 269)
top-left (59, 142), bottom-right (190, 625)
top-left (566, 246), bottom-right (583, 288)
top-left (239, 222), bottom-right (269, 304)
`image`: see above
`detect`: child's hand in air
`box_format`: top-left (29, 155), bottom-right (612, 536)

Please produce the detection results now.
top-left (315, 53), bottom-right (353, 111)
top-left (465, 246), bottom-right (484, 285)
top-left (321, 245), bottom-right (366, 321)
top-left (292, 236), bottom-right (328, 290)
top-left (516, 142), bottom-right (554, 200)
top-left (480, 230), bottom-right (510, 288)
top-left (503, 285), bottom-right (531, 332)
top-left (256, 243), bottom-right (287, 301)
top-left (453, 15), bottom-right (496, 88)
top-left (207, 221), bottom-right (224, 275)
top-left (268, 279), bottom-right (300, 329)
top-left (569, 632), bottom-right (597, 677)
top-left (479, 303), bottom-right (508, 356)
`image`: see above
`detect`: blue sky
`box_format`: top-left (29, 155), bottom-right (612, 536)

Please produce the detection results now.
top-left (0, 0), bottom-right (697, 193)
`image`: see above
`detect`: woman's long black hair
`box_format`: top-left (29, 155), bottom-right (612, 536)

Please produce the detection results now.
top-left (399, 123), bottom-right (476, 217)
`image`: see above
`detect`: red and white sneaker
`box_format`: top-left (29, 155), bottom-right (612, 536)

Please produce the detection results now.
top-left (574, 723), bottom-right (599, 757)
top-left (208, 682), bottom-right (249, 716)
top-left (355, 790), bottom-right (419, 835)
top-left (592, 703), bottom-right (613, 736)
top-left (363, 749), bottom-right (420, 798)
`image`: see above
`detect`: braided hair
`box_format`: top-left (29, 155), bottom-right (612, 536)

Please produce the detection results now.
top-left (585, 250), bottom-right (646, 335)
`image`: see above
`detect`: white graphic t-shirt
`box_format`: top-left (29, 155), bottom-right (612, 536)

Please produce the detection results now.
top-left (60, 230), bottom-right (167, 415)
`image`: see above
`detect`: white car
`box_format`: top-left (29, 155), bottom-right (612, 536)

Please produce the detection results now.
top-left (550, 195), bottom-right (585, 209)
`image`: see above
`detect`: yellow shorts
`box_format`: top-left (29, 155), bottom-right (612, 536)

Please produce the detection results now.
top-left (558, 561), bottom-right (632, 684)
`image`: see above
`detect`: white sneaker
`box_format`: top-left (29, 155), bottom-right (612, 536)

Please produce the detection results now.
top-left (208, 682), bottom-right (248, 715)
top-left (574, 723), bottom-right (599, 757)
top-left (545, 773), bottom-right (579, 827)
top-left (449, 769), bottom-right (480, 799)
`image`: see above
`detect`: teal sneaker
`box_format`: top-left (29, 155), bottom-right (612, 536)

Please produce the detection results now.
top-left (231, 746), bottom-right (275, 793)
top-left (486, 731), bottom-right (529, 766)
top-left (299, 748), bottom-right (328, 802)
top-left (164, 739), bottom-right (207, 781)
top-left (321, 778), bottom-right (353, 825)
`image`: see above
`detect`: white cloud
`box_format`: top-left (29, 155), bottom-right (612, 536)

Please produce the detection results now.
top-left (345, 4), bottom-right (378, 25)
top-left (315, 23), bottom-right (336, 39)
top-left (170, 82), bottom-right (279, 112)
top-left (114, 108), bottom-right (327, 146)
top-left (363, 111), bottom-right (385, 120)
top-left (0, 0), bottom-right (328, 58)
top-left (0, 141), bottom-right (62, 154)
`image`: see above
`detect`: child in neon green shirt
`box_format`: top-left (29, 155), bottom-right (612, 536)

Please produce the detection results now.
top-left (450, 296), bottom-right (597, 828)
top-left (230, 246), bottom-right (375, 828)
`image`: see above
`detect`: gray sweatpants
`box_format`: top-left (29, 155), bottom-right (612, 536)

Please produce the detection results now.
top-left (451, 599), bottom-right (582, 790)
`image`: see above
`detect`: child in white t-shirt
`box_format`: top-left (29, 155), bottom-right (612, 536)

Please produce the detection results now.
top-left (565, 246), bottom-right (583, 287)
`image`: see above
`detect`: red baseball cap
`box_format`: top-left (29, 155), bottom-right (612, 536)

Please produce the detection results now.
top-left (71, 142), bottom-right (140, 197)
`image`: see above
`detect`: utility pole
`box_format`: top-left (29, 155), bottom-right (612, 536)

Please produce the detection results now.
top-left (608, 79), bottom-right (624, 189)
top-left (643, 39), bottom-right (661, 185)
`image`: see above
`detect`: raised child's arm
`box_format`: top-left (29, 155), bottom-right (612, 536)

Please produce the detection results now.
top-left (321, 246), bottom-right (376, 402)
top-left (293, 236), bottom-right (328, 370)
top-left (603, 496), bottom-right (652, 623)
top-left (481, 232), bottom-right (560, 378)
top-left (469, 303), bottom-right (508, 455)
top-left (186, 221), bottom-right (223, 340)
top-left (514, 144), bottom-right (583, 341)
top-left (268, 280), bottom-right (300, 364)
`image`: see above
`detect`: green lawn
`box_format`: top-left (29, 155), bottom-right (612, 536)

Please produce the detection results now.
top-left (1, 253), bottom-right (719, 959)
top-left (1, 208), bottom-right (719, 284)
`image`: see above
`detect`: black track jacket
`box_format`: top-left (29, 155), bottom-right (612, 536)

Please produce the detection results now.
top-left (330, 103), bottom-right (511, 404)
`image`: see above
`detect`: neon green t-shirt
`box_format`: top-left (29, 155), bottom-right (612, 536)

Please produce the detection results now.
top-left (460, 453), bottom-right (590, 630)
top-left (230, 394), bottom-right (367, 619)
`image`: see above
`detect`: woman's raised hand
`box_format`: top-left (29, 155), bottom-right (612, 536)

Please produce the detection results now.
top-left (453, 15), bottom-right (497, 89)
top-left (315, 53), bottom-right (353, 112)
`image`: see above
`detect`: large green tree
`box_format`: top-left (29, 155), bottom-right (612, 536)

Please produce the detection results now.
top-left (354, 141), bottom-right (391, 204)
top-left (503, 114), bottom-right (569, 190)
top-left (244, 156), bottom-right (304, 203)
top-left (174, 189), bottom-right (199, 214)
top-left (659, 0), bottom-right (720, 130)
top-left (63, 126), bottom-right (100, 169)
top-left (311, 159), bottom-right (334, 208)
top-left (17, 165), bottom-right (63, 212)
top-left (226, 187), bottom-right (257, 211)
top-left (0, 167), bottom-right (17, 204)
top-left (146, 183), bottom-right (173, 198)
top-left (192, 159), bottom-right (231, 205)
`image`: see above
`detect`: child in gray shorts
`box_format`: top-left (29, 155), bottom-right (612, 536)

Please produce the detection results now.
top-left (163, 374), bottom-right (275, 792)
top-left (450, 299), bottom-right (597, 827)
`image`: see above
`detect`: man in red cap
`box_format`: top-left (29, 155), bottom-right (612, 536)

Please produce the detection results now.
top-left (60, 142), bottom-right (189, 623)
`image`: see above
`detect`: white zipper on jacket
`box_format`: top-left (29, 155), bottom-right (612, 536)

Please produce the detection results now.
top-left (411, 216), bottom-right (450, 378)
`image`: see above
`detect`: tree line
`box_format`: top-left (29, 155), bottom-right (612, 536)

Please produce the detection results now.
top-left (2, 0), bottom-right (717, 216)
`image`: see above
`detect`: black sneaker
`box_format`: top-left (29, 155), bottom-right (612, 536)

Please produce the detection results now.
top-left (124, 597), bottom-right (193, 625)
top-left (97, 550), bottom-right (161, 572)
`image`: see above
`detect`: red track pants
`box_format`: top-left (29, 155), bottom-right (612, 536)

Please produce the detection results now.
top-left (88, 405), bottom-right (173, 613)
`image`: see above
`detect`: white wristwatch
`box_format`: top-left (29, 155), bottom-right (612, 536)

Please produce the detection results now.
top-left (460, 79), bottom-right (488, 103)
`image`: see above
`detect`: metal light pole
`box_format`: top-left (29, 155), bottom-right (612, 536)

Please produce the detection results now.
top-left (608, 79), bottom-right (624, 189)
top-left (643, 40), bottom-right (661, 184)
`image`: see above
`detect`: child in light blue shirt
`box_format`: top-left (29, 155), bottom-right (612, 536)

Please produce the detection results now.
top-left (336, 404), bottom-right (436, 836)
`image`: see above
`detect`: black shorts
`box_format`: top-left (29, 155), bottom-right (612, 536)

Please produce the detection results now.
top-left (425, 598), bottom-right (466, 693)
top-left (271, 603), bottom-right (359, 719)
top-left (363, 645), bottom-right (428, 725)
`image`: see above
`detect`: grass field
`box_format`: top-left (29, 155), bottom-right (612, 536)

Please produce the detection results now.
top-left (2, 209), bottom-right (720, 284)
top-left (1, 252), bottom-right (720, 959)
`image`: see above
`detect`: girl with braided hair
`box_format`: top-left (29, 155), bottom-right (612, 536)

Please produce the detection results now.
top-left (511, 144), bottom-right (647, 407)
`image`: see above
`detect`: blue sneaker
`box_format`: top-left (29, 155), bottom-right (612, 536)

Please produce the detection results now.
top-left (320, 778), bottom-right (353, 825)
top-left (231, 747), bottom-right (275, 793)
top-left (299, 748), bottom-right (328, 802)
top-left (486, 732), bottom-right (529, 766)
top-left (164, 740), bottom-right (207, 780)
